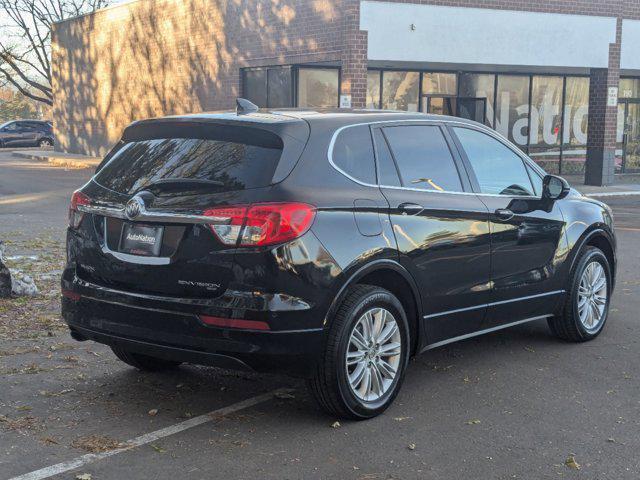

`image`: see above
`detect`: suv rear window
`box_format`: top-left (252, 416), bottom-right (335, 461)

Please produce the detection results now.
top-left (95, 128), bottom-right (283, 195)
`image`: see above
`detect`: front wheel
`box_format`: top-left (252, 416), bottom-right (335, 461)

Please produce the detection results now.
top-left (548, 246), bottom-right (612, 342)
top-left (38, 138), bottom-right (53, 148)
top-left (307, 285), bottom-right (410, 420)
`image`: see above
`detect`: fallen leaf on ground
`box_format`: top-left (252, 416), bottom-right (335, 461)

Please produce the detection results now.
top-left (393, 416), bottom-right (411, 422)
top-left (39, 388), bottom-right (74, 397)
top-left (75, 474), bottom-right (92, 480)
top-left (71, 435), bottom-right (122, 453)
top-left (465, 419), bottom-right (481, 425)
top-left (40, 436), bottom-right (59, 445)
top-left (408, 443), bottom-right (416, 450)
top-left (150, 444), bottom-right (166, 453)
top-left (565, 454), bottom-right (581, 470)
top-left (148, 409), bottom-right (158, 416)
top-left (331, 421), bottom-right (341, 428)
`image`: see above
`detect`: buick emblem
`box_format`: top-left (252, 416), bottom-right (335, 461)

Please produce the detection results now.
top-left (125, 196), bottom-right (144, 219)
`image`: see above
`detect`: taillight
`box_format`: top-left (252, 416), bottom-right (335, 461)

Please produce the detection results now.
top-left (69, 190), bottom-right (91, 229)
top-left (203, 202), bottom-right (316, 247)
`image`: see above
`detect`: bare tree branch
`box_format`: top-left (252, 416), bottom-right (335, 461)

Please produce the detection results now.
top-left (0, 0), bottom-right (110, 106)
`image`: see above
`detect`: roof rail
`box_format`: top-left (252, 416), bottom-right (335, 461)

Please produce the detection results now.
top-left (236, 98), bottom-right (259, 115)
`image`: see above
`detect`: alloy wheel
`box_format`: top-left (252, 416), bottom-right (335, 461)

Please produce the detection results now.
top-left (345, 307), bottom-right (402, 402)
top-left (577, 261), bottom-right (608, 331)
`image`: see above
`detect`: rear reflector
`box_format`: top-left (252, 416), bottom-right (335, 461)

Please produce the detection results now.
top-left (62, 289), bottom-right (81, 301)
top-left (199, 315), bottom-right (270, 331)
top-left (203, 202), bottom-right (316, 247)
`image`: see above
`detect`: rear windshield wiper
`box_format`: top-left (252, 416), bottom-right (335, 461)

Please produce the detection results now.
top-left (141, 178), bottom-right (225, 193)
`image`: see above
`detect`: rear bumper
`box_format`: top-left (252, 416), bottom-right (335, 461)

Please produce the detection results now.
top-left (61, 286), bottom-right (325, 378)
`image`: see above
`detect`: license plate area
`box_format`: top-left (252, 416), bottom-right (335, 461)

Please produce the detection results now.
top-left (119, 223), bottom-right (164, 257)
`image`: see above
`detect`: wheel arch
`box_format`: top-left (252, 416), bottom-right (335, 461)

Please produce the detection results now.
top-left (569, 228), bottom-right (616, 290)
top-left (324, 259), bottom-right (423, 356)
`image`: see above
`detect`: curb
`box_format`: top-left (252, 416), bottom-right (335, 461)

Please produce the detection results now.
top-left (11, 150), bottom-right (100, 169)
top-left (585, 191), bottom-right (640, 198)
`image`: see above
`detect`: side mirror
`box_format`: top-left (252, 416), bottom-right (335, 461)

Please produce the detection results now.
top-left (542, 175), bottom-right (570, 200)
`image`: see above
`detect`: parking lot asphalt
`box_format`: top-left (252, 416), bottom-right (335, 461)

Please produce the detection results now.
top-left (1, 151), bottom-right (640, 479)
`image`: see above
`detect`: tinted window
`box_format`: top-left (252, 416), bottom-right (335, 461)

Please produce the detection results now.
top-left (243, 67), bottom-right (293, 108)
top-left (95, 129), bottom-right (283, 195)
top-left (382, 125), bottom-right (463, 192)
top-left (267, 67), bottom-right (292, 108)
top-left (17, 122), bottom-right (35, 131)
top-left (453, 127), bottom-right (534, 196)
top-left (373, 129), bottom-right (400, 186)
top-left (3, 122), bottom-right (18, 131)
top-left (243, 69), bottom-right (267, 106)
top-left (332, 126), bottom-right (376, 184)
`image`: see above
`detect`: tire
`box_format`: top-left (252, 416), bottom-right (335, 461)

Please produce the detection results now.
top-left (111, 345), bottom-right (182, 371)
top-left (548, 246), bottom-right (612, 342)
top-left (307, 284), bottom-right (410, 420)
top-left (38, 138), bottom-right (53, 148)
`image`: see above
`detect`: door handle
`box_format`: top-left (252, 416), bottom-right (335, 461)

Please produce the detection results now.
top-left (494, 208), bottom-right (515, 221)
top-left (398, 203), bottom-right (424, 215)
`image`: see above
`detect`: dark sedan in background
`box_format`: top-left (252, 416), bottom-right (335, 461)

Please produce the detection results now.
top-left (0, 120), bottom-right (55, 148)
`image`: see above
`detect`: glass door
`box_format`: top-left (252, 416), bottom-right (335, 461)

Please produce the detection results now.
top-left (456, 97), bottom-right (487, 124)
top-left (622, 102), bottom-right (640, 173)
top-left (422, 95), bottom-right (456, 116)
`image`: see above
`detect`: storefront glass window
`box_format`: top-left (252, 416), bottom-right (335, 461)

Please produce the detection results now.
top-left (563, 77), bottom-right (589, 175)
top-left (381, 71), bottom-right (419, 111)
top-left (529, 76), bottom-right (563, 174)
top-left (243, 69), bottom-right (267, 107)
top-left (297, 68), bottom-right (339, 108)
top-left (495, 75), bottom-right (530, 149)
top-left (242, 67), bottom-right (292, 108)
top-left (458, 73), bottom-right (495, 126)
top-left (619, 78), bottom-right (640, 99)
top-left (422, 73), bottom-right (457, 95)
top-left (367, 71), bottom-right (381, 109)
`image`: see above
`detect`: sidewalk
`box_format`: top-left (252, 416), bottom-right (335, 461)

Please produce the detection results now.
top-left (11, 149), bottom-right (101, 169)
top-left (577, 183), bottom-right (640, 198)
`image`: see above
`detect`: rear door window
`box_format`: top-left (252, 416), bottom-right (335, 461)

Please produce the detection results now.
top-left (382, 125), bottom-right (463, 192)
top-left (332, 125), bottom-right (376, 184)
top-left (95, 128), bottom-right (283, 195)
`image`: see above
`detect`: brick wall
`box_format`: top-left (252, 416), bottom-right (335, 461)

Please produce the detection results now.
top-left (52, 0), bottom-right (348, 155)
top-left (53, 0), bottom-right (640, 156)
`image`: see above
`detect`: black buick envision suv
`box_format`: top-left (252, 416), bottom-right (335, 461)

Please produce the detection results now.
top-left (62, 100), bottom-right (616, 419)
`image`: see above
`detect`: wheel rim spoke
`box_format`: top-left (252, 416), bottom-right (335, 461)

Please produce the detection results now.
top-left (379, 341), bottom-right (401, 357)
top-left (345, 307), bottom-right (402, 402)
top-left (377, 358), bottom-right (397, 379)
top-left (347, 350), bottom-right (366, 366)
top-left (577, 261), bottom-right (608, 331)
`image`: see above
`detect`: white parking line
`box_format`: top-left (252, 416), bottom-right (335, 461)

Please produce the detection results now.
top-left (8, 388), bottom-right (292, 480)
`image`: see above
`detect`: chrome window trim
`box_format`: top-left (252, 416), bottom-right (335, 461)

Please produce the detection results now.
top-left (327, 118), bottom-right (544, 200)
top-left (422, 290), bottom-right (565, 319)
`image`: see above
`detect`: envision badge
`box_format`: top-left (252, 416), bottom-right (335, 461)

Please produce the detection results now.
top-left (125, 196), bottom-right (144, 219)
